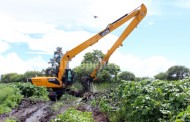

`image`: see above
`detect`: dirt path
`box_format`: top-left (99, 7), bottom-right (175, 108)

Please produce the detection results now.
top-left (0, 92), bottom-right (110, 122)
top-left (25, 103), bottom-right (51, 122)
top-left (0, 98), bottom-right (80, 122)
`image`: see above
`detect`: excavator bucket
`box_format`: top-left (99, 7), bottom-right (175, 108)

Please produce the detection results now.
top-left (81, 76), bottom-right (93, 92)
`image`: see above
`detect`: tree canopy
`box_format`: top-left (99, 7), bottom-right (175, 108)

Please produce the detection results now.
top-left (154, 72), bottom-right (167, 80)
top-left (154, 65), bottom-right (190, 80)
top-left (166, 65), bottom-right (190, 80)
top-left (0, 71), bottom-right (43, 83)
top-left (81, 50), bottom-right (104, 64)
top-left (118, 71), bottom-right (135, 81)
top-left (73, 50), bottom-right (121, 83)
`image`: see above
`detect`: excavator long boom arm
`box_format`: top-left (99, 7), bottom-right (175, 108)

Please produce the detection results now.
top-left (30, 4), bottom-right (147, 91)
top-left (58, 4), bottom-right (147, 81)
top-left (90, 4), bottom-right (147, 79)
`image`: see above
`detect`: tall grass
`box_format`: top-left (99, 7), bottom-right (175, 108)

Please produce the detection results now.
top-left (92, 82), bottom-right (120, 92)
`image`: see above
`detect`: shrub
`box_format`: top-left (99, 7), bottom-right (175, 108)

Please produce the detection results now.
top-left (175, 105), bottom-right (190, 122)
top-left (113, 79), bottom-right (190, 122)
top-left (14, 82), bottom-right (48, 100)
top-left (51, 107), bottom-right (94, 122)
top-left (0, 84), bottom-right (23, 114)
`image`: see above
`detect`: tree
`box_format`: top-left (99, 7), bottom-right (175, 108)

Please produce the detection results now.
top-left (104, 63), bottom-right (120, 82)
top-left (73, 50), bottom-right (119, 83)
top-left (73, 64), bottom-right (94, 82)
top-left (81, 50), bottom-right (104, 64)
top-left (118, 71), bottom-right (135, 81)
top-left (1, 73), bottom-right (24, 83)
top-left (22, 71), bottom-right (43, 81)
top-left (0, 71), bottom-right (43, 83)
top-left (97, 70), bottom-right (112, 82)
top-left (166, 65), bottom-right (190, 80)
top-left (154, 72), bottom-right (167, 80)
top-left (134, 77), bottom-right (141, 82)
top-left (73, 61), bottom-right (113, 83)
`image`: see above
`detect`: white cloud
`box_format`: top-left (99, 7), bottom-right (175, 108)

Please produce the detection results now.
top-left (0, 0), bottom-right (158, 29)
top-left (16, 22), bottom-right (56, 34)
top-left (0, 0), bottom-right (165, 76)
top-left (0, 10), bottom-right (165, 77)
top-left (0, 53), bottom-right (48, 74)
top-left (109, 51), bottom-right (176, 77)
top-left (0, 51), bottom-right (176, 77)
top-left (0, 40), bottom-right (10, 54)
top-left (0, 0), bottom-right (157, 52)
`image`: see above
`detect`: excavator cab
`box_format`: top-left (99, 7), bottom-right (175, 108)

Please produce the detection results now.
top-left (62, 69), bottom-right (75, 86)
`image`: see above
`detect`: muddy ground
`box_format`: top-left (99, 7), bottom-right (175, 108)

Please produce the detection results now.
top-left (0, 94), bottom-right (109, 122)
top-left (0, 99), bottom-right (53, 122)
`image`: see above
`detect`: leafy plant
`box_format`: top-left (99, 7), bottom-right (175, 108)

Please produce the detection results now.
top-left (89, 79), bottom-right (190, 122)
top-left (4, 118), bottom-right (17, 122)
top-left (51, 101), bottom-right (64, 112)
top-left (113, 79), bottom-right (190, 122)
top-left (51, 107), bottom-right (94, 122)
top-left (14, 82), bottom-right (48, 100)
top-left (175, 105), bottom-right (190, 122)
top-left (0, 84), bottom-right (23, 114)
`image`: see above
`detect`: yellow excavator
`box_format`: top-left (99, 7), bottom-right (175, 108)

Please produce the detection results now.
top-left (28, 4), bottom-right (147, 100)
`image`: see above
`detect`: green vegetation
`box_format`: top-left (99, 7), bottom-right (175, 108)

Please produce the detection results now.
top-left (154, 65), bottom-right (190, 80)
top-left (14, 82), bottom-right (48, 100)
top-left (4, 118), bottom-right (17, 122)
top-left (51, 94), bottom-right (78, 112)
top-left (93, 82), bottom-right (119, 92)
top-left (118, 71), bottom-right (135, 81)
top-left (176, 105), bottom-right (190, 122)
top-left (0, 71), bottom-right (43, 83)
top-left (0, 84), bottom-right (23, 114)
top-left (60, 94), bottom-right (78, 104)
top-left (154, 72), bottom-right (167, 80)
top-left (1, 50), bottom-right (190, 121)
top-left (0, 82), bottom-right (48, 114)
top-left (73, 63), bottom-right (94, 82)
top-left (81, 50), bottom-right (104, 64)
top-left (51, 101), bottom-right (64, 112)
top-left (73, 50), bottom-right (121, 83)
top-left (93, 79), bottom-right (190, 122)
top-left (167, 65), bottom-right (190, 80)
top-left (51, 107), bottom-right (94, 122)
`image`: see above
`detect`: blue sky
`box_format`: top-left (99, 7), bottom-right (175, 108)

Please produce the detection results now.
top-left (0, 0), bottom-right (190, 77)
